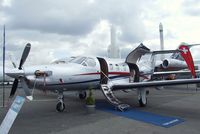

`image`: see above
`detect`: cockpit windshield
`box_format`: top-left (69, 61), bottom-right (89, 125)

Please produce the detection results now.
top-left (69, 56), bottom-right (87, 64)
top-left (69, 56), bottom-right (96, 67)
top-left (52, 57), bottom-right (76, 64)
top-left (53, 60), bottom-right (66, 64)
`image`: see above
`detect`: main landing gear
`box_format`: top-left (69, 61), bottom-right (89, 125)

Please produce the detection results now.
top-left (79, 91), bottom-right (87, 100)
top-left (56, 92), bottom-right (65, 112)
top-left (137, 88), bottom-right (147, 107)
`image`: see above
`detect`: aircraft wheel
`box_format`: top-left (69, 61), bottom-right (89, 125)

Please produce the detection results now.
top-left (56, 102), bottom-right (65, 112)
top-left (139, 98), bottom-right (147, 107)
top-left (79, 91), bottom-right (87, 100)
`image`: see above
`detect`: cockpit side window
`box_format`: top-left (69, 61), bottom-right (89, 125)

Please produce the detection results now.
top-left (82, 62), bottom-right (87, 66)
top-left (122, 64), bottom-right (127, 71)
top-left (115, 64), bottom-right (119, 71)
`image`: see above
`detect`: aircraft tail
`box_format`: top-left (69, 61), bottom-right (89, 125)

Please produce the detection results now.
top-left (179, 44), bottom-right (196, 78)
top-left (171, 42), bottom-right (200, 60)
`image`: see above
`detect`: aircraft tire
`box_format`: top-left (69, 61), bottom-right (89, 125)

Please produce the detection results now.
top-left (56, 102), bottom-right (65, 112)
top-left (139, 98), bottom-right (147, 107)
top-left (79, 91), bottom-right (87, 100)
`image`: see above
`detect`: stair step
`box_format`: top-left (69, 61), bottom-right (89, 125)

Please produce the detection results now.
top-left (100, 84), bottom-right (130, 111)
top-left (117, 104), bottom-right (130, 112)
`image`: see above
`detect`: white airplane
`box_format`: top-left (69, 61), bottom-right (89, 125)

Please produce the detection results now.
top-left (6, 43), bottom-right (200, 112)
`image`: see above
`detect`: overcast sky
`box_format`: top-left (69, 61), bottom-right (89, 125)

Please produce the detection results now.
top-left (1, 0), bottom-right (200, 66)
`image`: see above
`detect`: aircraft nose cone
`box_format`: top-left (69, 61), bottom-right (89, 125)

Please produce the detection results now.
top-left (6, 69), bottom-right (24, 78)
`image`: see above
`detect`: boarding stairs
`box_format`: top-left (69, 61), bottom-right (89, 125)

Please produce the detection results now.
top-left (100, 84), bottom-right (130, 111)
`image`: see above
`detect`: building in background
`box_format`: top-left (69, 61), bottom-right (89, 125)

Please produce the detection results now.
top-left (107, 25), bottom-right (121, 58)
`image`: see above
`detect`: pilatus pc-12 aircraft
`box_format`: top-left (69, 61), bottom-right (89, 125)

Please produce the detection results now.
top-left (6, 43), bottom-right (200, 112)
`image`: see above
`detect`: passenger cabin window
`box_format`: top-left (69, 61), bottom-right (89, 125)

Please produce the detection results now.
top-left (115, 64), bottom-right (119, 71)
top-left (122, 64), bottom-right (127, 71)
top-left (109, 64), bottom-right (113, 70)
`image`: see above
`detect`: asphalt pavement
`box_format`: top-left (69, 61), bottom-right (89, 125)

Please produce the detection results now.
top-left (0, 85), bottom-right (200, 134)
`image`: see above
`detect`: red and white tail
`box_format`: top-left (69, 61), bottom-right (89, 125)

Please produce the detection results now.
top-left (179, 44), bottom-right (196, 78)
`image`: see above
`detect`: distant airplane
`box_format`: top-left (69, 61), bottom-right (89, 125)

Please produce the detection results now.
top-left (6, 43), bottom-right (200, 112)
top-left (155, 42), bottom-right (200, 78)
top-left (156, 23), bottom-right (196, 73)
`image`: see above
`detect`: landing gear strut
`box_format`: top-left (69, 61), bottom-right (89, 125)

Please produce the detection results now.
top-left (56, 92), bottom-right (65, 112)
top-left (79, 91), bottom-right (87, 100)
top-left (138, 88), bottom-right (147, 107)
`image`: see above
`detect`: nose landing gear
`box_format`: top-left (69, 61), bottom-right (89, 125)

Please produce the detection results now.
top-left (56, 92), bottom-right (65, 112)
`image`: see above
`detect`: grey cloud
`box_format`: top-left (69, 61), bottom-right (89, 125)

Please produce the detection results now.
top-left (120, 47), bottom-right (132, 58)
top-left (96, 0), bottom-right (146, 43)
top-left (183, 0), bottom-right (200, 5)
top-left (184, 9), bottom-right (200, 16)
top-left (3, 0), bottom-right (100, 35)
top-left (0, 0), bottom-right (161, 66)
top-left (182, 0), bottom-right (200, 16)
top-left (1, 0), bottom-right (148, 43)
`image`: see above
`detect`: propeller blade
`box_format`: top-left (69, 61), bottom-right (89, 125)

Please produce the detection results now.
top-left (9, 55), bottom-right (17, 68)
top-left (20, 77), bottom-right (33, 101)
top-left (19, 43), bottom-right (31, 70)
top-left (10, 79), bottom-right (19, 98)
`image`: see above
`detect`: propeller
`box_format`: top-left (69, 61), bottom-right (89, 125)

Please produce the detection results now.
top-left (19, 43), bottom-right (31, 70)
top-left (9, 43), bottom-right (33, 100)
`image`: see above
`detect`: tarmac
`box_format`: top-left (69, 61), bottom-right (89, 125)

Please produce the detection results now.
top-left (0, 84), bottom-right (200, 134)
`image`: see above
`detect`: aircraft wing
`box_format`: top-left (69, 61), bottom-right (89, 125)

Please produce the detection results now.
top-left (151, 50), bottom-right (181, 55)
top-left (109, 78), bottom-right (200, 91)
top-left (153, 70), bottom-right (200, 76)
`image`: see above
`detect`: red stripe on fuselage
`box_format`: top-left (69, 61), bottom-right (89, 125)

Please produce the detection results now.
top-left (76, 72), bottom-right (149, 79)
top-left (77, 72), bottom-right (130, 76)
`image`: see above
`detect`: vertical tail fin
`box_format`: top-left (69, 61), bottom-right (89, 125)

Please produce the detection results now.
top-left (179, 43), bottom-right (196, 78)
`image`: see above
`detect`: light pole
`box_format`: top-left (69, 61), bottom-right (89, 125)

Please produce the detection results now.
top-left (2, 25), bottom-right (5, 107)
